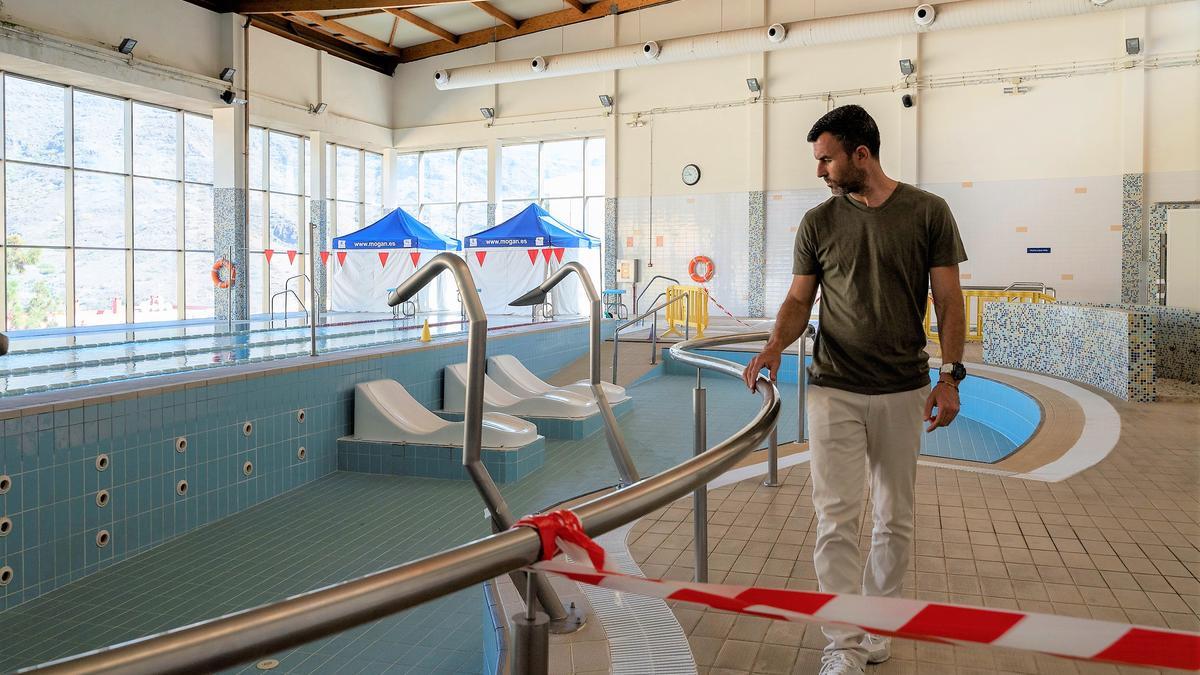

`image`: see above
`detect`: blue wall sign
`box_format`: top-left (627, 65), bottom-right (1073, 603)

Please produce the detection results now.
top-left (1026, 247), bottom-right (1051, 254)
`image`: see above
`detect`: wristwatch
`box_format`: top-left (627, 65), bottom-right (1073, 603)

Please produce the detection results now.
top-left (939, 362), bottom-right (967, 382)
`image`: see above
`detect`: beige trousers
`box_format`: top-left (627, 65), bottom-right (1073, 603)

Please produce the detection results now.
top-left (807, 383), bottom-right (929, 666)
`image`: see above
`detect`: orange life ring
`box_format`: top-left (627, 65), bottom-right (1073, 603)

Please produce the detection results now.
top-left (688, 255), bottom-right (714, 283)
top-left (211, 259), bottom-right (236, 289)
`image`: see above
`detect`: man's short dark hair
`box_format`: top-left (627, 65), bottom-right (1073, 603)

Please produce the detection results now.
top-left (807, 105), bottom-right (881, 158)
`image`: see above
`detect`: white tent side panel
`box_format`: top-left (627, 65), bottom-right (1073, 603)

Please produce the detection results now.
top-left (466, 248), bottom-right (547, 315)
top-left (330, 250), bottom-right (453, 313)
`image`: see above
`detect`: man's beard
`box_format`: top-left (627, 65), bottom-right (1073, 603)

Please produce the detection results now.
top-left (825, 166), bottom-right (867, 196)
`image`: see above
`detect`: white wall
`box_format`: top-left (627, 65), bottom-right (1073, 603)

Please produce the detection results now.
top-left (391, 0), bottom-right (1199, 307)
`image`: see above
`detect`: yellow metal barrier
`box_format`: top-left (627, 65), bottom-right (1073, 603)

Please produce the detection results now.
top-left (925, 290), bottom-right (1055, 342)
top-left (663, 285), bottom-right (709, 338)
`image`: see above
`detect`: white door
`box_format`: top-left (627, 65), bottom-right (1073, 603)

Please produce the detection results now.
top-left (1166, 209), bottom-right (1200, 310)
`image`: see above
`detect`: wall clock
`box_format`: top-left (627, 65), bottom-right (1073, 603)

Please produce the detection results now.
top-left (682, 163), bottom-right (701, 186)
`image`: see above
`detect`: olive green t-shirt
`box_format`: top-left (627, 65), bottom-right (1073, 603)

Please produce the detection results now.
top-left (793, 182), bottom-right (967, 395)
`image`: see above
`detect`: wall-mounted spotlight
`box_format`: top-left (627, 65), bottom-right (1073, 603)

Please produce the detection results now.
top-left (308, 102), bottom-right (327, 115)
top-left (480, 107), bottom-right (495, 120)
top-left (899, 59), bottom-right (915, 76)
top-left (599, 94), bottom-right (613, 109)
top-left (1125, 37), bottom-right (1142, 55)
top-left (219, 90), bottom-right (247, 105)
top-left (219, 67), bottom-right (237, 83)
top-left (746, 78), bottom-right (761, 93)
top-left (117, 38), bottom-right (137, 55)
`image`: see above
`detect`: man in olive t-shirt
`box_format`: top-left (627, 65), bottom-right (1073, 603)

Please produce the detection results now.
top-left (743, 106), bottom-right (968, 675)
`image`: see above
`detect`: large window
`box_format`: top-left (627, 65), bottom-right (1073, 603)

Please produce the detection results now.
top-left (248, 127), bottom-right (307, 318)
top-left (2, 74), bottom-right (213, 330)
top-left (499, 138), bottom-right (605, 239)
top-left (393, 147), bottom-right (487, 240)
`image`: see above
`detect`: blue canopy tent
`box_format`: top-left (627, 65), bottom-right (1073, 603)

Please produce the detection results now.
top-left (330, 208), bottom-right (460, 313)
top-left (464, 203), bottom-right (600, 315)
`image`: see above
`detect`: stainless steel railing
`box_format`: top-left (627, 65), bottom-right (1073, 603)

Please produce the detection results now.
top-left (611, 292), bottom-right (690, 382)
top-left (26, 279), bottom-right (781, 675)
top-left (633, 274), bottom-right (679, 315)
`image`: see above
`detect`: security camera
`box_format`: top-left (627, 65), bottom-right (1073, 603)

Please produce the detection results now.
top-left (531, 56), bottom-right (548, 72)
top-left (642, 41), bottom-right (660, 60)
top-left (219, 90), bottom-right (246, 105)
top-left (767, 23), bottom-right (786, 43)
top-left (901, 94), bottom-right (915, 108)
top-left (914, 4), bottom-right (936, 27)
top-left (433, 70), bottom-right (450, 87)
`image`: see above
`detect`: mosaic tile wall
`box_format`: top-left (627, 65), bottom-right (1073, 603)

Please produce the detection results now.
top-left (1120, 173), bottom-right (1144, 304)
top-left (604, 197), bottom-right (618, 292)
top-left (1061, 301), bottom-right (1200, 383)
top-left (0, 322), bottom-right (592, 610)
top-left (213, 188), bottom-right (249, 321)
top-left (982, 303), bottom-right (1155, 402)
top-left (1147, 201), bottom-right (1200, 305)
top-left (747, 191), bottom-right (766, 318)
top-left (309, 199), bottom-right (330, 312)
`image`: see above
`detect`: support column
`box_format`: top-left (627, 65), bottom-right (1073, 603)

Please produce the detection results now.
top-left (746, 10), bottom-right (767, 318)
top-left (214, 14), bottom-right (248, 322)
top-left (1121, 9), bottom-right (1147, 304)
top-left (487, 138), bottom-right (501, 229)
top-left (382, 148), bottom-right (398, 210)
top-left (308, 130), bottom-right (330, 311)
top-left (898, 33), bottom-right (920, 186)
top-left (213, 106), bottom-right (248, 322)
top-left (603, 17), bottom-right (619, 292)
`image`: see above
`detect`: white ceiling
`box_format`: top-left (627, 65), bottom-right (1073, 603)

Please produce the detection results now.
top-left (328, 1), bottom-right (597, 50)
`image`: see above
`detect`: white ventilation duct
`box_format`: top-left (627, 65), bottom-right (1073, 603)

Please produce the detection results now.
top-left (434, 0), bottom-right (1179, 90)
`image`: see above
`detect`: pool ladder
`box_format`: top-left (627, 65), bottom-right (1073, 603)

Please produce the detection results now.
top-left (269, 274), bottom-right (311, 328)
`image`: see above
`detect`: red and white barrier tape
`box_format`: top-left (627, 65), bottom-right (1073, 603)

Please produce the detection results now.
top-left (514, 511), bottom-right (1200, 672)
top-left (700, 286), bottom-right (753, 327)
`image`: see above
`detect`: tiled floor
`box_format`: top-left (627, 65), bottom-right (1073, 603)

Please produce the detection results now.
top-left (627, 389), bottom-right (1199, 674)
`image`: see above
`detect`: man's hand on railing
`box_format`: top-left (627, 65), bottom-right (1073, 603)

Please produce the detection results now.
top-left (742, 348), bottom-right (782, 392)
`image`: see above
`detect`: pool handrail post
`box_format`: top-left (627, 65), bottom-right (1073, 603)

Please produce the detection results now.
top-left (610, 292), bottom-right (689, 384)
top-left (390, 254), bottom-right (573, 629)
top-left (511, 262), bottom-right (640, 486)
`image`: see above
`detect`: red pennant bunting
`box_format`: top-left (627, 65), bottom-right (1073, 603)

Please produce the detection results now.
top-left (541, 248), bottom-right (553, 262)
top-left (286, 250), bottom-right (297, 264)
top-left (320, 251), bottom-right (330, 266)
top-left (378, 252), bottom-right (389, 267)
top-left (527, 249), bottom-right (539, 265)
top-left (409, 251), bottom-right (421, 267)
top-left (553, 247), bottom-right (565, 262)
top-left (263, 249), bottom-right (274, 264)
top-left (475, 250), bottom-right (487, 265)
top-left (336, 251), bottom-right (347, 266)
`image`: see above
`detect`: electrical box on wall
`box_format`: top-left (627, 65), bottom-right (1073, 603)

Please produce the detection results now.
top-left (617, 259), bottom-right (640, 283)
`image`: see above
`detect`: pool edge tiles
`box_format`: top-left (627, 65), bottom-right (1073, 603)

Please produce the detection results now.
top-left (0, 319), bottom-right (598, 611)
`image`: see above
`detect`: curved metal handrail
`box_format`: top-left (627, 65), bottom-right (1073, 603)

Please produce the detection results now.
top-left (25, 327), bottom-right (779, 674)
top-left (634, 274), bottom-right (679, 313)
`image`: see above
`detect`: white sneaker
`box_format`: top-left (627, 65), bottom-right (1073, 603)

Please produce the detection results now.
top-left (819, 650), bottom-right (865, 675)
top-left (863, 633), bottom-right (891, 664)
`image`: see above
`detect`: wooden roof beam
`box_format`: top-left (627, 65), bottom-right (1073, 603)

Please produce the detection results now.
top-left (233, 0), bottom-right (474, 12)
top-left (384, 8), bottom-right (458, 43)
top-left (562, 0), bottom-right (587, 12)
top-left (400, 0), bottom-right (680, 62)
top-left (248, 13), bottom-right (396, 74)
top-left (472, 2), bottom-right (520, 29)
top-left (282, 11), bottom-right (406, 55)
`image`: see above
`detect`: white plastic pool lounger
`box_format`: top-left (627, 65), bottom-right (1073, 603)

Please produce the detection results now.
top-left (443, 363), bottom-right (598, 419)
top-left (354, 379), bottom-right (538, 449)
top-left (486, 354), bottom-right (629, 403)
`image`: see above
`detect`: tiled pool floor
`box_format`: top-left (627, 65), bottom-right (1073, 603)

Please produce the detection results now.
top-left (0, 372), bottom-right (797, 673)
